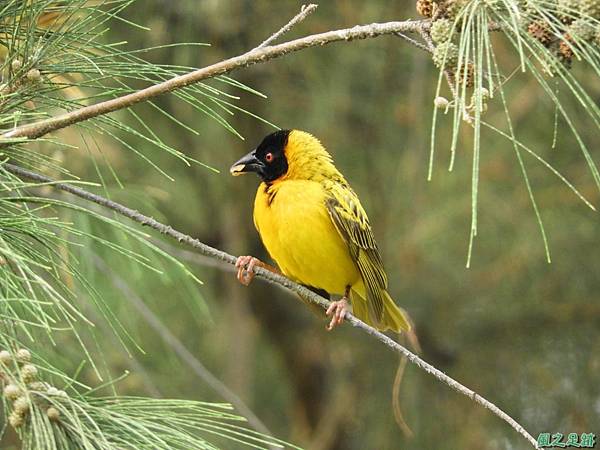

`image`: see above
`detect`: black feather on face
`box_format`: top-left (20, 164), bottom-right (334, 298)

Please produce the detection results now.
top-left (254, 130), bottom-right (290, 182)
top-left (230, 130), bottom-right (290, 183)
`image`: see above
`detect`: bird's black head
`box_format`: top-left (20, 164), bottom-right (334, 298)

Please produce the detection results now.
top-left (230, 130), bottom-right (290, 183)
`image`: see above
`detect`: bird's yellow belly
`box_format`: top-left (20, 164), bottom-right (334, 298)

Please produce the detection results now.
top-left (254, 181), bottom-right (360, 295)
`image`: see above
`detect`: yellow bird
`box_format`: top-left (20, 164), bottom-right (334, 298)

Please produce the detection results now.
top-left (230, 130), bottom-right (410, 332)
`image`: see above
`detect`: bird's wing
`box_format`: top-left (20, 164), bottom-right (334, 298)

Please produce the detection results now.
top-left (324, 182), bottom-right (387, 324)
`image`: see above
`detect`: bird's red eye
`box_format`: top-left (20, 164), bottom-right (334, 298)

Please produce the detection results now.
top-left (265, 152), bottom-right (274, 163)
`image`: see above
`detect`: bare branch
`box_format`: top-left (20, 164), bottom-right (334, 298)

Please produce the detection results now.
top-left (0, 19), bottom-right (426, 142)
top-left (2, 162), bottom-right (541, 450)
top-left (395, 32), bottom-right (432, 54)
top-left (254, 3), bottom-right (319, 50)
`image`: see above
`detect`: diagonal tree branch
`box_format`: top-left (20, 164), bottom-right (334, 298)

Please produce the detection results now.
top-left (1, 162), bottom-right (540, 450)
top-left (254, 3), bottom-right (319, 50)
top-left (0, 19), bottom-right (427, 142)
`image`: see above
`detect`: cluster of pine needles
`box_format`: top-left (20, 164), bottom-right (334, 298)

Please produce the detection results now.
top-left (412, 0), bottom-right (600, 266)
top-left (418, 0), bottom-right (600, 74)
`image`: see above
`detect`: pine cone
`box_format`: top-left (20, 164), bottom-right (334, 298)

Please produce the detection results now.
top-left (568, 18), bottom-right (595, 40)
top-left (528, 20), bottom-right (553, 46)
top-left (47, 407), bottom-right (60, 422)
top-left (558, 34), bottom-right (574, 65)
top-left (9, 411), bottom-right (24, 428)
top-left (442, 0), bottom-right (467, 19)
top-left (433, 41), bottom-right (459, 68)
top-left (557, 0), bottom-right (580, 24)
top-left (431, 18), bottom-right (453, 43)
top-left (458, 62), bottom-right (475, 88)
top-left (579, 0), bottom-right (600, 19)
top-left (417, 0), bottom-right (435, 18)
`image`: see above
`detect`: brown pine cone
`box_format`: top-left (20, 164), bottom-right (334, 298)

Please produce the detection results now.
top-left (558, 34), bottom-right (574, 65)
top-left (458, 62), bottom-right (475, 88)
top-left (417, 0), bottom-right (434, 18)
top-left (528, 20), bottom-right (553, 47)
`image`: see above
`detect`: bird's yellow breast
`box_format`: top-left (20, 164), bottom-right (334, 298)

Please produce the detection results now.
top-left (253, 180), bottom-right (361, 295)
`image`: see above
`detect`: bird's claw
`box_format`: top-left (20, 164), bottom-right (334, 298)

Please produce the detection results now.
top-left (235, 255), bottom-right (260, 286)
top-left (326, 297), bottom-right (349, 331)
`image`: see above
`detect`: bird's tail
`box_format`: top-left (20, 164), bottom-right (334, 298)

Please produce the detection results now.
top-left (351, 288), bottom-right (411, 333)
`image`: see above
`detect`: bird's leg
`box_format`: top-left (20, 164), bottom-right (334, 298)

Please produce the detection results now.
top-left (326, 286), bottom-right (351, 331)
top-left (235, 255), bottom-right (280, 286)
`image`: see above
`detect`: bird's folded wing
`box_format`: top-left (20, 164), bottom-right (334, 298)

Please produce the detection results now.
top-left (325, 182), bottom-right (387, 323)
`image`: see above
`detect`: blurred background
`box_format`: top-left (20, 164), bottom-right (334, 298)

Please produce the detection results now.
top-left (6, 1), bottom-right (600, 449)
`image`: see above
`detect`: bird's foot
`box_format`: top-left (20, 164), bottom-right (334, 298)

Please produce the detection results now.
top-left (235, 255), bottom-right (261, 286)
top-left (326, 297), bottom-right (349, 331)
top-left (236, 256), bottom-right (281, 286)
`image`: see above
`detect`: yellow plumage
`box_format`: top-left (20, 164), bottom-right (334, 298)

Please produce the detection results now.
top-left (250, 130), bottom-right (409, 332)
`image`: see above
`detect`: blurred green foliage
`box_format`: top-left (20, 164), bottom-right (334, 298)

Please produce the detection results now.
top-left (4, 1), bottom-right (600, 449)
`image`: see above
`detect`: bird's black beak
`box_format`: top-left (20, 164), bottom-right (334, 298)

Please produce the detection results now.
top-left (230, 150), bottom-right (264, 176)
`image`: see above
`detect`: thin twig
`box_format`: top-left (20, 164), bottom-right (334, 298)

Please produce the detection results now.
top-left (392, 356), bottom-right (412, 437)
top-left (395, 32), bottom-right (432, 54)
top-left (2, 163), bottom-right (540, 450)
top-left (0, 19), bottom-right (426, 141)
top-left (84, 300), bottom-right (163, 398)
top-left (92, 254), bottom-right (275, 440)
top-left (254, 4), bottom-right (319, 50)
